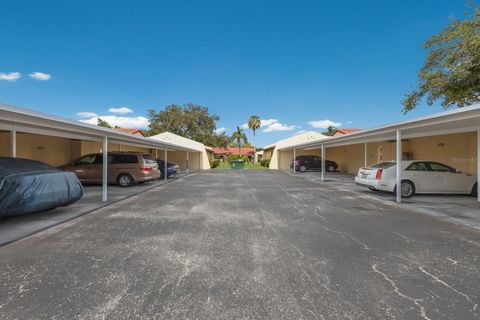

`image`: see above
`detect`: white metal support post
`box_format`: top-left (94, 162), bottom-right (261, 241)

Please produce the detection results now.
top-left (186, 151), bottom-right (189, 174)
top-left (164, 149), bottom-right (168, 181)
top-left (102, 136), bottom-right (108, 202)
top-left (364, 142), bottom-right (368, 167)
top-left (293, 148), bottom-right (296, 174)
top-left (477, 129), bottom-right (480, 203)
top-left (396, 130), bottom-right (402, 203)
top-left (10, 126), bottom-right (16, 157)
top-left (321, 144), bottom-right (325, 182)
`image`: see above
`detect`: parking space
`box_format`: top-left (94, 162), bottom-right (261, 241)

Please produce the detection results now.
top-left (0, 171), bottom-right (193, 246)
top-left (287, 170), bottom-right (480, 230)
top-left (1, 170), bottom-right (479, 319)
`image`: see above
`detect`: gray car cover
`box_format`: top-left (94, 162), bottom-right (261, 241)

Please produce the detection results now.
top-left (0, 157), bottom-right (84, 218)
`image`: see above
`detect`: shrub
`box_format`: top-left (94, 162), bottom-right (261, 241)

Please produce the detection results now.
top-left (227, 154), bottom-right (249, 163)
top-left (260, 159), bottom-right (270, 167)
top-left (209, 159), bottom-right (220, 168)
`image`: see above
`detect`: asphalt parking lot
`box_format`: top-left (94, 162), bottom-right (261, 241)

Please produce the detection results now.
top-left (290, 171), bottom-right (480, 230)
top-left (1, 170), bottom-right (479, 319)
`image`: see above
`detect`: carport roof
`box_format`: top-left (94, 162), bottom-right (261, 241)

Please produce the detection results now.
top-left (0, 103), bottom-right (199, 152)
top-left (279, 104), bottom-right (480, 150)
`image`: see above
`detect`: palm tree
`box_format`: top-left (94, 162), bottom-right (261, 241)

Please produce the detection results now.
top-left (325, 126), bottom-right (336, 136)
top-left (231, 126), bottom-right (248, 157)
top-left (247, 115), bottom-right (261, 164)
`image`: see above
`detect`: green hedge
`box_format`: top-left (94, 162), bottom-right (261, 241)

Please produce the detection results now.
top-left (209, 159), bottom-right (220, 168)
top-left (227, 154), bottom-right (249, 163)
top-left (260, 159), bottom-right (270, 167)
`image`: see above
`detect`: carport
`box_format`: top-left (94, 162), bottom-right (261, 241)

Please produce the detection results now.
top-left (0, 103), bottom-right (201, 202)
top-left (279, 105), bottom-right (480, 203)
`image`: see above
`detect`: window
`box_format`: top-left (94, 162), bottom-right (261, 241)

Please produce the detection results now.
top-left (111, 154), bottom-right (139, 164)
top-left (427, 162), bottom-right (454, 172)
top-left (406, 162), bottom-right (428, 171)
top-left (370, 162), bottom-right (396, 169)
top-left (76, 154), bottom-right (97, 165)
top-left (142, 154), bottom-right (156, 164)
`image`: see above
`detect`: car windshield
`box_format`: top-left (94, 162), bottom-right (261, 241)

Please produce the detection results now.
top-left (370, 162), bottom-right (396, 169)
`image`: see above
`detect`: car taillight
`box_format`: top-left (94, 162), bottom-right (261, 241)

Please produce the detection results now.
top-left (375, 169), bottom-right (383, 180)
top-left (140, 166), bottom-right (153, 172)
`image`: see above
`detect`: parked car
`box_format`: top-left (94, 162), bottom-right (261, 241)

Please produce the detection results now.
top-left (156, 159), bottom-right (179, 178)
top-left (355, 161), bottom-right (478, 198)
top-left (0, 157), bottom-right (84, 217)
top-left (61, 152), bottom-right (160, 187)
top-left (291, 155), bottom-right (338, 172)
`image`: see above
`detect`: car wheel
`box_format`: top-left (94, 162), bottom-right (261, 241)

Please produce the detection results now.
top-left (400, 180), bottom-right (415, 198)
top-left (300, 165), bottom-right (307, 172)
top-left (327, 165), bottom-right (336, 172)
top-left (117, 173), bottom-right (134, 187)
top-left (471, 183), bottom-right (478, 197)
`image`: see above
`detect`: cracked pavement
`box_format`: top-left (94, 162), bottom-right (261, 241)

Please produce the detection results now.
top-left (0, 170), bottom-right (479, 319)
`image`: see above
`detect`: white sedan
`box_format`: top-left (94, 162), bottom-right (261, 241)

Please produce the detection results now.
top-left (355, 161), bottom-right (478, 198)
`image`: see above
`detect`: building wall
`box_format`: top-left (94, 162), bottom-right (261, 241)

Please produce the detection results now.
top-left (0, 132), bottom-right (11, 156)
top-left (409, 132), bottom-right (477, 174)
top-left (0, 132), bottom-right (76, 167)
top-left (324, 132), bottom-right (477, 175)
top-left (156, 150), bottom-right (202, 171)
top-left (277, 148), bottom-right (321, 170)
top-left (263, 149), bottom-right (273, 160)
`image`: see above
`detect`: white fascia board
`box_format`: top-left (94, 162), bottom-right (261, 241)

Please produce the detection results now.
top-left (280, 104), bottom-right (480, 151)
top-left (0, 103), bottom-right (198, 152)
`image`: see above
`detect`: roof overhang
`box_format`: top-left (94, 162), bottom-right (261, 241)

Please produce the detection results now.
top-left (0, 103), bottom-right (199, 152)
top-left (279, 104), bottom-right (480, 151)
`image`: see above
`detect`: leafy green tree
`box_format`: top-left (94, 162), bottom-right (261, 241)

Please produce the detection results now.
top-left (247, 115), bottom-right (261, 163)
top-left (230, 126), bottom-right (248, 156)
top-left (206, 132), bottom-right (230, 149)
top-left (402, 5), bottom-right (480, 112)
top-left (97, 118), bottom-right (112, 128)
top-left (147, 103), bottom-right (223, 145)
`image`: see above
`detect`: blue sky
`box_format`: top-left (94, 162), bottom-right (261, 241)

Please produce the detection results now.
top-left (0, 0), bottom-right (467, 147)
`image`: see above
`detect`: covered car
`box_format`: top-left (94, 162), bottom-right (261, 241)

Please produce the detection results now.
top-left (0, 157), bottom-right (84, 218)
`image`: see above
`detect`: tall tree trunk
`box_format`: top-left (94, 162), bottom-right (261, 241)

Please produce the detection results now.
top-left (253, 130), bottom-right (256, 164)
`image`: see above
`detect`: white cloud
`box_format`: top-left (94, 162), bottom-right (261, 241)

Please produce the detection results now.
top-left (295, 129), bottom-right (307, 135)
top-left (215, 127), bottom-right (226, 134)
top-left (345, 120), bottom-right (353, 124)
top-left (260, 118), bottom-right (278, 127)
top-left (108, 107), bottom-right (133, 114)
top-left (307, 119), bottom-right (342, 129)
top-left (29, 72), bottom-right (51, 81)
top-left (263, 122), bottom-right (299, 132)
top-left (76, 111), bottom-right (98, 118)
top-left (241, 118), bottom-right (279, 129)
top-left (0, 72), bottom-right (21, 81)
top-left (79, 115), bottom-right (149, 129)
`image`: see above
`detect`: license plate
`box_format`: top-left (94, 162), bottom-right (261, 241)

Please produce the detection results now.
top-left (361, 173), bottom-right (368, 179)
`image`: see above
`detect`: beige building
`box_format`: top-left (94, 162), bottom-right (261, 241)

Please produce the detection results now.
top-left (149, 132), bottom-right (211, 171)
top-left (0, 103), bottom-right (207, 201)
top-left (273, 105), bottom-right (480, 203)
top-left (262, 131), bottom-right (329, 169)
